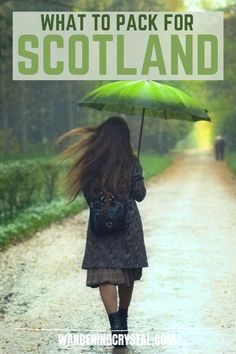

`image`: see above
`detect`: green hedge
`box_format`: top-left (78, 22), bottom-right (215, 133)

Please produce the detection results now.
top-left (0, 160), bottom-right (60, 221)
top-left (0, 154), bottom-right (171, 222)
top-left (226, 152), bottom-right (236, 175)
top-left (0, 154), bottom-right (172, 249)
top-left (0, 198), bottom-right (86, 248)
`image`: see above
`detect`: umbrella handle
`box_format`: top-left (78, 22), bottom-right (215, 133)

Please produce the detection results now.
top-left (137, 107), bottom-right (145, 158)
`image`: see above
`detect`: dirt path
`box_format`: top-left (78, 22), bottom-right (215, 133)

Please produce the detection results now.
top-left (0, 150), bottom-right (236, 353)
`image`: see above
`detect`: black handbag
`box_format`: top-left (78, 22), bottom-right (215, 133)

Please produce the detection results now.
top-left (89, 191), bottom-right (128, 236)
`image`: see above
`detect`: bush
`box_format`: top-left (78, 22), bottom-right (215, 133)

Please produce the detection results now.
top-left (0, 197), bottom-right (86, 249)
top-left (226, 152), bottom-right (236, 175)
top-left (0, 160), bottom-right (60, 221)
top-left (0, 153), bottom-right (172, 249)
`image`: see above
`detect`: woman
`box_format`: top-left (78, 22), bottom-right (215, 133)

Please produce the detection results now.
top-left (57, 116), bottom-right (148, 347)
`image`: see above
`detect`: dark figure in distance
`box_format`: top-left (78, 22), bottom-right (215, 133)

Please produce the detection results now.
top-left (214, 135), bottom-right (226, 161)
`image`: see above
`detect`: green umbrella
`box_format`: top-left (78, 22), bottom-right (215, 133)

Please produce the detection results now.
top-left (78, 80), bottom-right (211, 156)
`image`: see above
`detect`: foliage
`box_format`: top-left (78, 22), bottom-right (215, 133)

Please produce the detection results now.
top-left (0, 0), bottom-right (188, 158)
top-left (0, 153), bottom-right (171, 249)
top-left (226, 152), bottom-right (236, 175)
top-left (202, 14), bottom-right (236, 150)
top-left (0, 159), bottom-right (62, 221)
top-left (140, 154), bottom-right (171, 178)
top-left (0, 197), bottom-right (86, 249)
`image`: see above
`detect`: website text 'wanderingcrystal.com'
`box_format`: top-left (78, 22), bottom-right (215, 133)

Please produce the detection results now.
top-left (57, 331), bottom-right (177, 347)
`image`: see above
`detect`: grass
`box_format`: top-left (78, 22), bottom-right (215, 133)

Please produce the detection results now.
top-left (226, 152), bottom-right (236, 175)
top-left (140, 153), bottom-right (171, 179)
top-left (0, 153), bottom-right (172, 250)
top-left (0, 152), bottom-right (55, 164)
top-left (0, 198), bottom-right (86, 250)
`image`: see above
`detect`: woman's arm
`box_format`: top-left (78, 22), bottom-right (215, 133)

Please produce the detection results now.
top-left (130, 158), bottom-right (146, 202)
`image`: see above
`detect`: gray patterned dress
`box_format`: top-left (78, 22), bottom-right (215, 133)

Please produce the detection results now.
top-left (81, 156), bottom-right (149, 287)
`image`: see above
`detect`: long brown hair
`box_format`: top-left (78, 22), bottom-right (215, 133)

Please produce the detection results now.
top-left (56, 116), bottom-right (136, 202)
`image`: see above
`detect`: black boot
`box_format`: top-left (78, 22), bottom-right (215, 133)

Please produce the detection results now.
top-left (118, 307), bottom-right (128, 335)
top-left (108, 312), bottom-right (126, 347)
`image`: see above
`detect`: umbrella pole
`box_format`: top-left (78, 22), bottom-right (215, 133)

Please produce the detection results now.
top-left (137, 107), bottom-right (145, 157)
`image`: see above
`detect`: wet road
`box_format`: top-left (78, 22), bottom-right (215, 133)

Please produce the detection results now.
top-left (0, 150), bottom-right (236, 353)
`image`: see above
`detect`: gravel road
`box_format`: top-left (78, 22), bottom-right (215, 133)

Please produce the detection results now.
top-left (0, 150), bottom-right (236, 353)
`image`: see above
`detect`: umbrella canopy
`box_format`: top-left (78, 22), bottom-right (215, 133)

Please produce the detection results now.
top-left (77, 80), bottom-right (211, 156)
